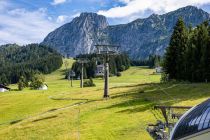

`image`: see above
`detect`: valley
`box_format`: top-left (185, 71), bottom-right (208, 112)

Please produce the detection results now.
top-left (0, 59), bottom-right (210, 140)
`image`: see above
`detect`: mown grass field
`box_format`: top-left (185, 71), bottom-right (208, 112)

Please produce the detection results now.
top-left (1, 59), bottom-right (210, 140)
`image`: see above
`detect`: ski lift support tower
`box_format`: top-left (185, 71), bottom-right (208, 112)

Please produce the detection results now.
top-left (77, 58), bottom-right (89, 88)
top-left (95, 44), bottom-right (119, 98)
top-left (69, 70), bottom-right (75, 87)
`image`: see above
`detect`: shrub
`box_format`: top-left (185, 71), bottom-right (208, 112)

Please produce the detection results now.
top-left (160, 73), bottom-right (169, 83)
top-left (119, 65), bottom-right (126, 72)
top-left (18, 76), bottom-right (27, 91)
top-left (83, 78), bottom-right (96, 87)
top-left (30, 74), bottom-right (45, 89)
top-left (116, 72), bottom-right (122, 77)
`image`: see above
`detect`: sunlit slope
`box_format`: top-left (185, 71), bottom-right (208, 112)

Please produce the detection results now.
top-left (0, 59), bottom-right (210, 140)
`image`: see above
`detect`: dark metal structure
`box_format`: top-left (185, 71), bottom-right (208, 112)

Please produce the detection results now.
top-left (147, 105), bottom-right (192, 140)
top-left (95, 44), bottom-right (119, 98)
top-left (154, 105), bottom-right (192, 126)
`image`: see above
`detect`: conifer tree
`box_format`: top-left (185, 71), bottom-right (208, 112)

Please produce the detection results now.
top-left (200, 22), bottom-right (210, 81)
top-left (163, 18), bottom-right (188, 80)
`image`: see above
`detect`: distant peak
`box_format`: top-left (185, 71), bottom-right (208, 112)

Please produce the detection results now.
top-left (177, 5), bottom-right (201, 12)
top-left (80, 12), bottom-right (97, 16)
top-left (149, 14), bottom-right (159, 18)
top-left (183, 5), bottom-right (198, 9)
top-left (150, 13), bottom-right (159, 17)
top-left (79, 12), bottom-right (105, 18)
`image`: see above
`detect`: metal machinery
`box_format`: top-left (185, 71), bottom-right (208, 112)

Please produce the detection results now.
top-left (147, 105), bottom-right (192, 140)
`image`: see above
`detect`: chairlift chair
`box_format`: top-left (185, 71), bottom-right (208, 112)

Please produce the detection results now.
top-left (95, 64), bottom-right (104, 76)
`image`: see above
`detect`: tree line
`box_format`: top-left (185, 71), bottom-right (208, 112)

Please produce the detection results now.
top-left (0, 44), bottom-right (63, 85)
top-left (131, 55), bottom-right (162, 68)
top-left (70, 53), bottom-right (130, 79)
top-left (163, 18), bottom-right (210, 82)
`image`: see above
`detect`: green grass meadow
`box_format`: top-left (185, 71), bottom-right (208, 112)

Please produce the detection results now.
top-left (1, 59), bottom-right (210, 140)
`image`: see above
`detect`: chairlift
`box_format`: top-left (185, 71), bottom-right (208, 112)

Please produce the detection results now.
top-left (69, 70), bottom-right (76, 77)
top-left (95, 64), bottom-right (104, 76)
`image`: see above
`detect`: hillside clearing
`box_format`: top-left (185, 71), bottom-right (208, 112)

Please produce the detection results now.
top-left (0, 59), bottom-right (210, 140)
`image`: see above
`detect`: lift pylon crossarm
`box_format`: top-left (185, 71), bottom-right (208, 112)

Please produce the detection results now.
top-left (95, 44), bottom-right (120, 55)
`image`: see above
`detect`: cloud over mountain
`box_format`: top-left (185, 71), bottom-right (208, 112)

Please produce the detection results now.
top-left (98, 0), bottom-right (210, 18)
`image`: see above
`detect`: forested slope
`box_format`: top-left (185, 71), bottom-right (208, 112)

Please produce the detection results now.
top-left (0, 44), bottom-right (63, 85)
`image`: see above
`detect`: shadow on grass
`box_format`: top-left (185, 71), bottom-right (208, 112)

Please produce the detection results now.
top-left (10, 89), bottom-right (19, 91)
top-left (109, 83), bottom-right (156, 90)
top-left (101, 83), bottom-right (210, 114)
top-left (32, 115), bottom-right (57, 122)
top-left (10, 119), bottom-right (23, 125)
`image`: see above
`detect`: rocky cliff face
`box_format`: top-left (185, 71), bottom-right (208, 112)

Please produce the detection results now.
top-left (42, 13), bottom-right (108, 57)
top-left (42, 6), bottom-right (210, 59)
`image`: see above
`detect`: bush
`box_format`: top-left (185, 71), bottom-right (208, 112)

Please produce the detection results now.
top-left (160, 73), bottom-right (169, 83)
top-left (119, 65), bottom-right (126, 72)
top-left (116, 72), bottom-right (122, 77)
top-left (30, 74), bottom-right (45, 89)
top-left (83, 78), bottom-right (96, 87)
top-left (18, 76), bottom-right (27, 91)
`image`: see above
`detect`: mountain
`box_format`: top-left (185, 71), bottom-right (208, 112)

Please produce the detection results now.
top-left (42, 6), bottom-right (210, 59)
top-left (42, 13), bottom-right (108, 57)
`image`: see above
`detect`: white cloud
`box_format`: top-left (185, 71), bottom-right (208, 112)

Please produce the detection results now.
top-left (0, 6), bottom-right (59, 45)
top-left (56, 13), bottom-right (80, 24)
top-left (72, 12), bottom-right (80, 18)
top-left (98, 0), bottom-right (210, 18)
top-left (56, 15), bottom-right (69, 23)
top-left (51, 0), bottom-right (67, 5)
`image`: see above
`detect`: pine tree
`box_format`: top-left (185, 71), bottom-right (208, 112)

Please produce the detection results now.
top-left (190, 23), bottom-right (209, 82)
top-left (0, 74), bottom-right (9, 85)
top-left (163, 18), bottom-right (188, 80)
top-left (200, 21), bottom-right (210, 81)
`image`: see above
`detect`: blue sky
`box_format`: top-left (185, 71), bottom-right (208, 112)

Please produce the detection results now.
top-left (1, 0), bottom-right (210, 45)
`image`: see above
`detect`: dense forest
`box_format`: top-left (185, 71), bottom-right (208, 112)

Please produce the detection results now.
top-left (0, 44), bottom-right (63, 85)
top-left (70, 53), bottom-right (130, 79)
top-left (163, 18), bottom-right (210, 82)
top-left (131, 55), bottom-right (162, 68)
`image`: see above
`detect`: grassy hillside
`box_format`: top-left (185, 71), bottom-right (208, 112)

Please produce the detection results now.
top-left (0, 59), bottom-right (210, 140)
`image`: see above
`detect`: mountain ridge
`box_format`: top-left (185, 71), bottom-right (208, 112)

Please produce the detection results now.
top-left (42, 6), bottom-right (210, 59)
